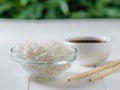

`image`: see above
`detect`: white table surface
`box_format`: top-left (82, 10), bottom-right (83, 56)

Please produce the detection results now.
top-left (0, 19), bottom-right (120, 90)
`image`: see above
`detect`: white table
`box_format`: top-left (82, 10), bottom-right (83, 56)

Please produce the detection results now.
top-left (0, 19), bottom-right (120, 90)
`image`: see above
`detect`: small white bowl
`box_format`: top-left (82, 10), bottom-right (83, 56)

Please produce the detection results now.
top-left (65, 36), bottom-right (112, 66)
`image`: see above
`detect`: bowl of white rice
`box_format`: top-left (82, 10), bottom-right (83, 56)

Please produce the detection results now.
top-left (11, 41), bottom-right (77, 80)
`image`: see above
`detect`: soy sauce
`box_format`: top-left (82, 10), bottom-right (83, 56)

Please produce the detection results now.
top-left (69, 40), bottom-right (106, 43)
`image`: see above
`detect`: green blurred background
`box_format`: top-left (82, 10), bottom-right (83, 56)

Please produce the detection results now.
top-left (0, 0), bottom-right (120, 19)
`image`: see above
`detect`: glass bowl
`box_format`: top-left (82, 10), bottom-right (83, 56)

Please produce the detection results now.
top-left (10, 47), bottom-right (77, 80)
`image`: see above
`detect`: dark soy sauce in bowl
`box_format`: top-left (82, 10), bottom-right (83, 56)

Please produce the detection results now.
top-left (69, 40), bottom-right (106, 43)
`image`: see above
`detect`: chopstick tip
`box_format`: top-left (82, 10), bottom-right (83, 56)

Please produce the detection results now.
top-left (89, 79), bottom-right (92, 82)
top-left (68, 79), bottom-right (70, 82)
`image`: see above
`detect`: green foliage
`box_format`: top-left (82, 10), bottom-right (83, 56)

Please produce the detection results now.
top-left (0, 0), bottom-right (120, 19)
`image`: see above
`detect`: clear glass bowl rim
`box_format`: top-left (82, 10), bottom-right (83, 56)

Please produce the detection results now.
top-left (10, 47), bottom-right (77, 65)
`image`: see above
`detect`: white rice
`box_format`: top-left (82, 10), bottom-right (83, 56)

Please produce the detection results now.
top-left (14, 41), bottom-right (75, 79)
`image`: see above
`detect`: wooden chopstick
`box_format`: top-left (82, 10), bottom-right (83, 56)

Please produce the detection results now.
top-left (68, 60), bottom-right (120, 82)
top-left (89, 64), bottom-right (120, 82)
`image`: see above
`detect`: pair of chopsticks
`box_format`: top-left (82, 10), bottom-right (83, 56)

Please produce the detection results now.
top-left (68, 60), bottom-right (120, 82)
